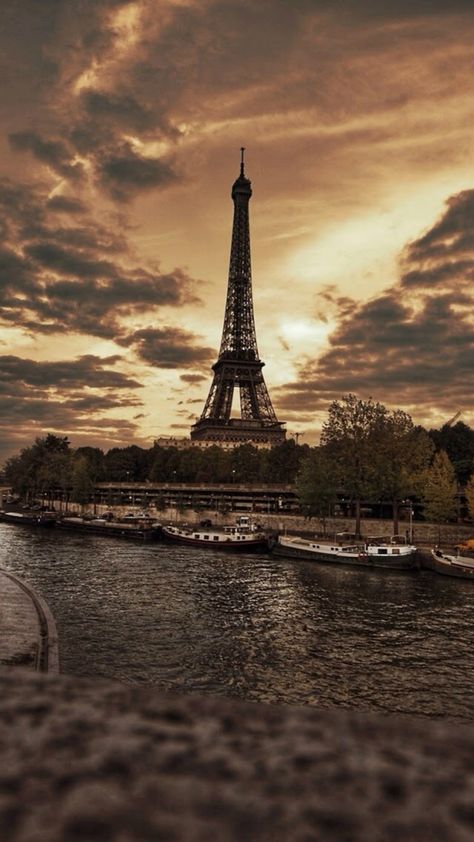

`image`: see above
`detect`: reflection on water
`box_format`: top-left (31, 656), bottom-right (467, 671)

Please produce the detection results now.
top-left (1, 523), bottom-right (474, 720)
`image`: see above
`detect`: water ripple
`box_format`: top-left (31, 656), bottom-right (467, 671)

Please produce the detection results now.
top-left (2, 524), bottom-right (474, 719)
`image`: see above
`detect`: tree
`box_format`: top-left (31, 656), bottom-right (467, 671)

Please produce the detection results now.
top-left (71, 455), bottom-right (94, 510)
top-left (421, 450), bottom-right (457, 524)
top-left (378, 417), bottom-right (434, 535)
top-left (74, 447), bottom-right (105, 482)
top-left (429, 421), bottom-right (474, 484)
top-left (104, 446), bottom-right (149, 481)
top-left (261, 440), bottom-right (308, 484)
top-left (296, 447), bottom-right (339, 533)
top-left (4, 434), bottom-right (71, 501)
top-left (320, 394), bottom-right (389, 537)
top-left (231, 444), bottom-right (261, 483)
top-left (465, 474), bottom-right (474, 520)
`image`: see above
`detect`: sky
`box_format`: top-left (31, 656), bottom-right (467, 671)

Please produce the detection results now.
top-left (1, 0), bottom-right (474, 462)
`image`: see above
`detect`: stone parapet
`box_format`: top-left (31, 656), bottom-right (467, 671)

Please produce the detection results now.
top-left (0, 568), bottom-right (59, 674)
top-left (1, 669), bottom-right (474, 841)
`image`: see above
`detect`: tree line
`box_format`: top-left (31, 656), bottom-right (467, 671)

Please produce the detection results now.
top-left (2, 435), bottom-right (311, 504)
top-left (3, 394), bottom-right (474, 530)
top-left (296, 395), bottom-right (474, 534)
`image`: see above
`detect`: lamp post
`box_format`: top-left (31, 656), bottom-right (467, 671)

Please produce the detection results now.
top-left (403, 499), bottom-right (414, 544)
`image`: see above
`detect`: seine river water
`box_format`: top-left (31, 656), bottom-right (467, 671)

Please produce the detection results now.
top-left (1, 522), bottom-right (474, 720)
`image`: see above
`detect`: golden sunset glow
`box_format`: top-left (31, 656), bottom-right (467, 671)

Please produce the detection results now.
top-left (1, 0), bottom-right (474, 462)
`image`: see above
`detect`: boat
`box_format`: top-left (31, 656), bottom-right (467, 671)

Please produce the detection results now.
top-left (271, 532), bottom-right (417, 570)
top-left (430, 548), bottom-right (474, 580)
top-left (162, 516), bottom-right (269, 551)
top-left (57, 515), bottom-right (162, 542)
top-left (0, 509), bottom-right (57, 528)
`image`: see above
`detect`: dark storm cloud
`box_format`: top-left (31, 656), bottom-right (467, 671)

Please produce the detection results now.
top-left (0, 176), bottom-right (200, 338)
top-left (9, 132), bottom-right (84, 181)
top-left (0, 347), bottom-right (143, 462)
top-left (180, 373), bottom-right (207, 384)
top-left (25, 242), bottom-right (118, 279)
top-left (118, 327), bottom-right (214, 369)
top-left (401, 190), bottom-right (474, 289)
top-left (80, 88), bottom-right (155, 132)
top-left (96, 143), bottom-right (179, 201)
top-left (46, 195), bottom-right (87, 214)
top-left (277, 189), bottom-right (474, 416)
top-left (342, 0), bottom-right (474, 19)
top-left (4, 0), bottom-right (474, 214)
top-left (0, 355), bottom-right (142, 390)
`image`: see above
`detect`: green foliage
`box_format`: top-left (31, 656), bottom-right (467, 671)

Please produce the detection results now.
top-left (421, 450), bottom-right (458, 523)
top-left (320, 394), bottom-right (390, 534)
top-left (104, 446), bottom-right (149, 481)
top-left (465, 475), bottom-right (474, 520)
top-left (296, 447), bottom-right (339, 524)
top-left (4, 434), bottom-right (72, 499)
top-left (71, 455), bottom-right (94, 506)
top-left (377, 417), bottom-right (434, 532)
top-left (429, 422), bottom-right (474, 484)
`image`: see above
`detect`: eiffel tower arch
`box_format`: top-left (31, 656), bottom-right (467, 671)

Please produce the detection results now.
top-left (191, 151), bottom-right (286, 448)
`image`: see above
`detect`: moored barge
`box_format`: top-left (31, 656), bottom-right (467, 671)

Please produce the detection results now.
top-left (430, 549), bottom-right (474, 580)
top-left (271, 534), bottom-right (417, 570)
top-left (0, 510), bottom-right (57, 528)
top-left (162, 517), bottom-right (268, 551)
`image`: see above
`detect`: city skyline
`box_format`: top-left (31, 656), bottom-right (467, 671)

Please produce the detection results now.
top-left (1, 0), bottom-right (474, 462)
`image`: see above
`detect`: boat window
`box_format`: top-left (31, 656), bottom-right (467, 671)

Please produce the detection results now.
top-left (377, 548), bottom-right (388, 554)
top-left (393, 548), bottom-right (400, 554)
top-left (204, 535), bottom-right (209, 540)
top-left (213, 536), bottom-right (219, 541)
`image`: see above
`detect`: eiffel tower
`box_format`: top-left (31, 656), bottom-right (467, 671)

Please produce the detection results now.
top-left (191, 150), bottom-right (286, 447)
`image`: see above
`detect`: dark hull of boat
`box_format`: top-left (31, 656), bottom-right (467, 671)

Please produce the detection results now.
top-left (271, 541), bottom-right (417, 570)
top-left (57, 519), bottom-right (162, 542)
top-left (431, 555), bottom-right (474, 580)
top-left (0, 512), bottom-right (56, 528)
top-left (162, 528), bottom-right (268, 551)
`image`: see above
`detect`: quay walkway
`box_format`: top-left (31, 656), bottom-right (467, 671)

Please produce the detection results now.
top-left (0, 567), bottom-right (59, 673)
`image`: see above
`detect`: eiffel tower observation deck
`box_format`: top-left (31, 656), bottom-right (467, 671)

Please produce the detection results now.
top-left (191, 150), bottom-right (286, 448)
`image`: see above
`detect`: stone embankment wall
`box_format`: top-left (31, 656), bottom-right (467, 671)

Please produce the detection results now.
top-left (54, 500), bottom-right (473, 548)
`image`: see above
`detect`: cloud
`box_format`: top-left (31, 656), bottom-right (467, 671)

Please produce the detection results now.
top-left (96, 143), bottom-right (179, 201)
top-left (46, 195), bottom-right (87, 214)
top-left (9, 131), bottom-right (84, 181)
top-left (80, 87), bottom-right (155, 132)
top-left (0, 350), bottom-right (146, 462)
top-left (401, 190), bottom-right (474, 289)
top-left (0, 354), bottom-right (142, 390)
top-left (118, 326), bottom-right (214, 369)
top-left (277, 189), bottom-right (474, 420)
top-left (180, 373), bottom-right (207, 384)
top-left (0, 177), bottom-right (200, 338)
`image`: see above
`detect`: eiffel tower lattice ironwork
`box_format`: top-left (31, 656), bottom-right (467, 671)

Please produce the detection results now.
top-left (191, 150), bottom-right (286, 447)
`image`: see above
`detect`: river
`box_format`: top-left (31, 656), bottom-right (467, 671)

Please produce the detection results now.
top-left (1, 522), bottom-right (473, 720)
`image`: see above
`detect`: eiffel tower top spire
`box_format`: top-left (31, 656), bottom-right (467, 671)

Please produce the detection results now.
top-left (219, 150), bottom-right (257, 360)
top-left (190, 150), bottom-right (286, 448)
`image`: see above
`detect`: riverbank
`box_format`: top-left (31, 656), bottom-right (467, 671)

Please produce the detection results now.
top-left (50, 499), bottom-right (474, 547)
top-left (0, 567), bottom-right (59, 673)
